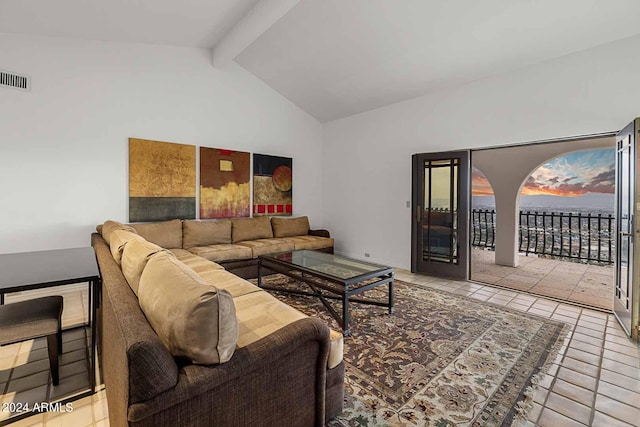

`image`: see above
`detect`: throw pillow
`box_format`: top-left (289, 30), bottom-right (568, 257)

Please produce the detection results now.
top-left (102, 220), bottom-right (137, 244)
top-left (131, 219), bottom-right (183, 249)
top-left (121, 238), bottom-right (165, 295)
top-left (231, 216), bottom-right (273, 243)
top-left (271, 216), bottom-right (310, 238)
top-left (109, 230), bottom-right (144, 265)
top-left (182, 220), bottom-right (232, 249)
top-left (137, 252), bottom-right (238, 364)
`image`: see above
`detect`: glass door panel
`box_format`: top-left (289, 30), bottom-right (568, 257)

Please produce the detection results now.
top-left (412, 152), bottom-right (469, 279)
top-left (615, 120), bottom-right (640, 341)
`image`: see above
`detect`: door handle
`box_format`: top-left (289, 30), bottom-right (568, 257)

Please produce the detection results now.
top-left (620, 231), bottom-right (634, 237)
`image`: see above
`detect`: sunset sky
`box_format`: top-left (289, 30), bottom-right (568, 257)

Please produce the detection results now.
top-left (473, 149), bottom-right (615, 197)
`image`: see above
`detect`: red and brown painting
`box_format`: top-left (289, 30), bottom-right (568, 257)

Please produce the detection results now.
top-left (253, 154), bottom-right (292, 216)
top-left (200, 147), bottom-right (251, 219)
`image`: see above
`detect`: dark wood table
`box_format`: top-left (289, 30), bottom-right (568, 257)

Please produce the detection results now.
top-left (258, 250), bottom-right (394, 336)
top-left (0, 247), bottom-right (101, 393)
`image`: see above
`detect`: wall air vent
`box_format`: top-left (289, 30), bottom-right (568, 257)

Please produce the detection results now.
top-left (0, 69), bottom-right (31, 92)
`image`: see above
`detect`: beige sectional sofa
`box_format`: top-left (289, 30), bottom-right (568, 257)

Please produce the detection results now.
top-left (91, 216), bottom-right (343, 427)
top-left (114, 215), bottom-right (334, 279)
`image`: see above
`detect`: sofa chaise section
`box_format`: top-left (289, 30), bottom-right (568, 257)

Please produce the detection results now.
top-left (92, 220), bottom-right (344, 426)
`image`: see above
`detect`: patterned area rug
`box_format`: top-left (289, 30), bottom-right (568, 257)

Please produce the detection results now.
top-left (256, 275), bottom-right (569, 426)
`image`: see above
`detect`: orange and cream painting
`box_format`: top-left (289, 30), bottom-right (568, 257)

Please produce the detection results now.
top-left (129, 138), bottom-right (196, 222)
top-left (200, 147), bottom-right (251, 218)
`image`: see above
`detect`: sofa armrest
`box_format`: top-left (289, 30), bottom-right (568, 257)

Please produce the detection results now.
top-left (309, 229), bottom-right (330, 238)
top-left (128, 317), bottom-right (331, 427)
top-left (91, 233), bottom-right (179, 402)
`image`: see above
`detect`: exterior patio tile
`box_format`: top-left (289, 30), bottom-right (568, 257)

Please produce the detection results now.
top-left (471, 248), bottom-right (613, 310)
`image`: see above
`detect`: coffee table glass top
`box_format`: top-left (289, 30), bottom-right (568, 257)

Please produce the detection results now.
top-left (266, 250), bottom-right (391, 280)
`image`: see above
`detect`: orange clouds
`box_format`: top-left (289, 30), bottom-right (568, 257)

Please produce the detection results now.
top-left (472, 168), bottom-right (494, 196)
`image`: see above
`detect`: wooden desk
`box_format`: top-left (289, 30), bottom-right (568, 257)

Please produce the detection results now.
top-left (0, 247), bottom-right (101, 392)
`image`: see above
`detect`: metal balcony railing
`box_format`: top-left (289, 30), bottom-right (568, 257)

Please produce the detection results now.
top-left (471, 209), bottom-right (615, 264)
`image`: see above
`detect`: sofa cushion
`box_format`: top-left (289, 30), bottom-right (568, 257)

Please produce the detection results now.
top-left (102, 220), bottom-right (137, 244)
top-left (283, 236), bottom-right (335, 251)
top-left (109, 230), bottom-right (144, 265)
top-left (328, 330), bottom-right (344, 370)
top-left (234, 291), bottom-right (307, 348)
top-left (231, 216), bottom-right (273, 243)
top-left (183, 220), bottom-right (232, 249)
top-left (237, 238), bottom-right (295, 258)
top-left (168, 249), bottom-right (225, 274)
top-left (197, 269), bottom-right (261, 298)
top-left (271, 216), bottom-right (310, 238)
top-left (234, 290), bottom-right (344, 368)
top-left (187, 244), bottom-right (253, 262)
top-left (138, 252), bottom-right (238, 365)
top-left (121, 239), bottom-right (166, 295)
top-left (131, 219), bottom-right (183, 249)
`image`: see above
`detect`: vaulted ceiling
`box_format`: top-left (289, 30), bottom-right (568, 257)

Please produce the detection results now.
top-left (2, 0), bottom-right (640, 122)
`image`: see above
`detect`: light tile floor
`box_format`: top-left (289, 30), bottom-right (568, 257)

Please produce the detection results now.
top-left (2, 275), bottom-right (639, 426)
top-left (472, 248), bottom-right (614, 311)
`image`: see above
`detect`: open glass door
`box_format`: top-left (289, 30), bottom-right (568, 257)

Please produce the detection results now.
top-left (411, 151), bottom-right (469, 279)
top-left (615, 119), bottom-right (640, 341)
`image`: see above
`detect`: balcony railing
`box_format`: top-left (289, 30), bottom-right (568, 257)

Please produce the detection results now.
top-left (471, 209), bottom-right (615, 264)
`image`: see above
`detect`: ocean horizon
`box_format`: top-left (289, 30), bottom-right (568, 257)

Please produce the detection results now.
top-left (472, 193), bottom-right (615, 215)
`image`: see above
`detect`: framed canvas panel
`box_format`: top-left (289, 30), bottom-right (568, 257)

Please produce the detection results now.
top-left (200, 147), bottom-right (250, 219)
top-left (129, 138), bottom-right (196, 222)
top-left (253, 154), bottom-right (292, 216)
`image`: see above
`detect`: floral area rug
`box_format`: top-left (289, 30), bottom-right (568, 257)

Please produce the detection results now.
top-left (256, 275), bottom-right (569, 426)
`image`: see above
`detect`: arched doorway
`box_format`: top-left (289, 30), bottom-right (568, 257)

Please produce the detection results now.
top-left (471, 138), bottom-right (615, 310)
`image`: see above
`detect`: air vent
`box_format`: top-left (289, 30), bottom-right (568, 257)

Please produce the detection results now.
top-left (0, 69), bottom-right (30, 92)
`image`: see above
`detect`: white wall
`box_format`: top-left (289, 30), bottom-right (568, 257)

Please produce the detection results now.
top-left (323, 34), bottom-right (640, 270)
top-left (0, 33), bottom-right (323, 254)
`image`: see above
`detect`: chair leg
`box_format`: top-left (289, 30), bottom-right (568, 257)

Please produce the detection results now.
top-left (57, 327), bottom-right (62, 354)
top-left (47, 334), bottom-right (59, 386)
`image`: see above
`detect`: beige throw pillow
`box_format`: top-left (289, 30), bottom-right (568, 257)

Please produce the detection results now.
top-left (109, 230), bottom-right (144, 265)
top-left (138, 252), bottom-right (238, 365)
top-left (102, 220), bottom-right (138, 243)
top-left (182, 220), bottom-right (232, 249)
top-left (271, 216), bottom-right (310, 238)
top-left (231, 216), bottom-right (273, 243)
top-left (121, 239), bottom-right (165, 295)
top-left (131, 219), bottom-right (183, 249)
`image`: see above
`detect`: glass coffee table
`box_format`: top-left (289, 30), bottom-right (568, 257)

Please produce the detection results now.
top-left (258, 250), bottom-right (394, 335)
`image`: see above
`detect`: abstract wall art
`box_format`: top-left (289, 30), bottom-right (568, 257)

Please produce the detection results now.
top-left (129, 138), bottom-right (196, 222)
top-left (253, 153), bottom-right (292, 216)
top-left (200, 147), bottom-right (251, 218)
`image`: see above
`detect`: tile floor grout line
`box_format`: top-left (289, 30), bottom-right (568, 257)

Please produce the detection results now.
top-left (576, 309), bottom-right (605, 427)
top-left (527, 302), bottom-right (572, 426)
top-left (588, 317), bottom-right (640, 427)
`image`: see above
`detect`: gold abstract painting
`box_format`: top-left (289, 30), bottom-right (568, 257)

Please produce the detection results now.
top-left (129, 138), bottom-right (196, 222)
top-left (200, 147), bottom-right (250, 218)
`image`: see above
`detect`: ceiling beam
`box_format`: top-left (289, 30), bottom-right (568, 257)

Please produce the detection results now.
top-left (212, 0), bottom-right (301, 68)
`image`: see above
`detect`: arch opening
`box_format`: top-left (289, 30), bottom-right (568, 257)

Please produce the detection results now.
top-left (471, 139), bottom-right (615, 310)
